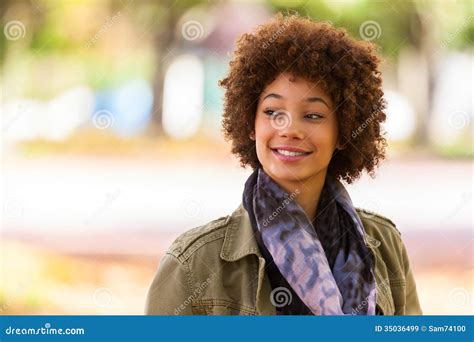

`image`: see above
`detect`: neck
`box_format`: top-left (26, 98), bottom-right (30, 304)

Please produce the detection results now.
top-left (270, 170), bottom-right (327, 222)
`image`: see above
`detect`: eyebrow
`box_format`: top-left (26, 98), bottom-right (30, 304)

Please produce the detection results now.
top-left (261, 93), bottom-right (330, 108)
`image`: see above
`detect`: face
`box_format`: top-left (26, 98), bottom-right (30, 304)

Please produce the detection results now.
top-left (253, 73), bottom-right (340, 189)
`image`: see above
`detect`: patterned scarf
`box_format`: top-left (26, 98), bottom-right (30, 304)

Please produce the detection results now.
top-left (242, 168), bottom-right (377, 315)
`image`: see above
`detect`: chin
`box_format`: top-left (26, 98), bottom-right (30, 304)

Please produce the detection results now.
top-left (266, 163), bottom-right (310, 182)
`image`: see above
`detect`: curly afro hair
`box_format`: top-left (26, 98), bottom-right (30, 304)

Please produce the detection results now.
top-left (219, 13), bottom-right (387, 184)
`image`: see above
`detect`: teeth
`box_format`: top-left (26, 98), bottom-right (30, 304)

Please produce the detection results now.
top-left (276, 149), bottom-right (308, 156)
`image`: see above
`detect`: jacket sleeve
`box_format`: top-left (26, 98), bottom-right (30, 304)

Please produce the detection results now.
top-left (145, 253), bottom-right (194, 315)
top-left (400, 239), bottom-right (423, 315)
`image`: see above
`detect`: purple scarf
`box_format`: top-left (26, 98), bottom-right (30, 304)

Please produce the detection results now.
top-left (243, 168), bottom-right (377, 315)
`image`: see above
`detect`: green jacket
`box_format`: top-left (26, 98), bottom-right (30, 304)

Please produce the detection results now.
top-left (145, 204), bottom-right (422, 315)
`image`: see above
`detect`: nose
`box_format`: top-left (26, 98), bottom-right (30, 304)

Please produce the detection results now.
top-left (276, 112), bottom-right (305, 140)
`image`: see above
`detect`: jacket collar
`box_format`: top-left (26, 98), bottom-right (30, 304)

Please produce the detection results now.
top-left (220, 203), bottom-right (381, 262)
top-left (220, 204), bottom-right (262, 262)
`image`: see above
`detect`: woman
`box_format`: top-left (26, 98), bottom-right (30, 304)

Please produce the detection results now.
top-left (145, 14), bottom-right (422, 315)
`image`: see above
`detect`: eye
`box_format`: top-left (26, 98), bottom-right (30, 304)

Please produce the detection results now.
top-left (305, 113), bottom-right (324, 120)
top-left (263, 109), bottom-right (286, 118)
top-left (264, 109), bottom-right (277, 116)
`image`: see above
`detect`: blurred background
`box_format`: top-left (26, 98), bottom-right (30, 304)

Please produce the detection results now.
top-left (1, 0), bottom-right (472, 315)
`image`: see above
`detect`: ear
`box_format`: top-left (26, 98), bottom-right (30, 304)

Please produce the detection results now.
top-left (249, 131), bottom-right (256, 141)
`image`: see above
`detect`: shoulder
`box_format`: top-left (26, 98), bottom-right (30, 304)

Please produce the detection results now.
top-left (166, 214), bottom-right (231, 261)
top-left (355, 208), bottom-right (409, 266)
top-left (356, 207), bottom-right (402, 236)
top-left (355, 207), bottom-right (406, 251)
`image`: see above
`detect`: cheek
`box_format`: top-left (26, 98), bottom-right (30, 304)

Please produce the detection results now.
top-left (255, 117), bottom-right (274, 141)
top-left (309, 125), bottom-right (337, 147)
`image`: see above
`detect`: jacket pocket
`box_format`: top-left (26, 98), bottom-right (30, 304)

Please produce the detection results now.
top-left (193, 299), bottom-right (258, 315)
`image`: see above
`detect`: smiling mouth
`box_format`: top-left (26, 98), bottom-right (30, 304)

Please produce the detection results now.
top-left (271, 148), bottom-right (313, 157)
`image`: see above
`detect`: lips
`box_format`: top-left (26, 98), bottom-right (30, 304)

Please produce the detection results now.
top-left (273, 149), bottom-right (310, 156)
top-left (270, 146), bottom-right (313, 154)
top-left (270, 146), bottom-right (313, 162)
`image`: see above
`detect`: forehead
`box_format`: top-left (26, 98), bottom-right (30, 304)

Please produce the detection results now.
top-left (261, 73), bottom-right (330, 103)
